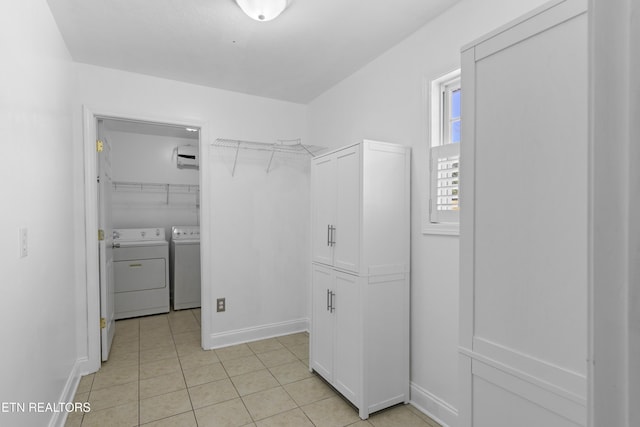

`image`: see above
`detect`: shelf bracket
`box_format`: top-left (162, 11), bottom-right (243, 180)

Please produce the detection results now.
top-left (231, 141), bottom-right (240, 177)
top-left (266, 146), bottom-right (276, 173)
top-left (299, 143), bottom-right (315, 157)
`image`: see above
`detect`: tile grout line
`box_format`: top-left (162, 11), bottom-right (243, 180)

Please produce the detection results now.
top-left (171, 309), bottom-right (199, 427)
top-left (277, 335), bottom-right (319, 426)
top-left (239, 341), bottom-right (261, 424)
top-left (140, 315), bottom-right (179, 425)
top-left (188, 308), bottom-right (201, 427)
top-left (255, 336), bottom-right (316, 426)
top-left (137, 318), bottom-right (141, 427)
top-left (190, 310), bottom-right (202, 427)
top-left (140, 313), bottom-right (194, 425)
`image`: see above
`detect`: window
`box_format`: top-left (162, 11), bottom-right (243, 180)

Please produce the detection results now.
top-left (424, 69), bottom-right (461, 235)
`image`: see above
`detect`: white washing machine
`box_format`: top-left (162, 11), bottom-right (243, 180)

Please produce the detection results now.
top-left (170, 226), bottom-right (201, 310)
top-left (113, 228), bottom-right (170, 319)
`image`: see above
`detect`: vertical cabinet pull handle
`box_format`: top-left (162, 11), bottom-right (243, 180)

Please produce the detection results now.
top-left (325, 225), bottom-right (336, 247)
top-left (328, 225), bottom-right (335, 246)
top-left (326, 289), bottom-right (336, 313)
top-left (327, 224), bottom-right (331, 247)
top-left (330, 291), bottom-right (335, 313)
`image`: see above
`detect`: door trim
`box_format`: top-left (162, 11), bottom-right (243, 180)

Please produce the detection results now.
top-left (80, 106), bottom-right (212, 373)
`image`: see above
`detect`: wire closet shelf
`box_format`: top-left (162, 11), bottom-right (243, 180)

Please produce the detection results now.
top-left (212, 138), bottom-right (326, 176)
top-left (111, 181), bottom-right (199, 205)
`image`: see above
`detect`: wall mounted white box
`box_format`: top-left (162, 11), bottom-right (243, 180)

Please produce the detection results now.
top-left (310, 140), bottom-right (411, 419)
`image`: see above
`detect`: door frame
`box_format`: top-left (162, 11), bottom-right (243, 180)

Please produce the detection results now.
top-left (81, 106), bottom-right (212, 373)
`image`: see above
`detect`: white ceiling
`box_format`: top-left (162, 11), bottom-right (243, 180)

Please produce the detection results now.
top-left (47, 0), bottom-right (460, 104)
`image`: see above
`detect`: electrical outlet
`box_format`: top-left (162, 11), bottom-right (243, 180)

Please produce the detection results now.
top-left (217, 298), bottom-right (226, 312)
top-left (19, 228), bottom-right (28, 258)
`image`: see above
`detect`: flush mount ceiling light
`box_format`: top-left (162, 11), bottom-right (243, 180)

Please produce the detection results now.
top-left (235, 0), bottom-right (289, 22)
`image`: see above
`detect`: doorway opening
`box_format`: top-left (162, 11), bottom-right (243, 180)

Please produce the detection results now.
top-left (82, 107), bottom-right (209, 372)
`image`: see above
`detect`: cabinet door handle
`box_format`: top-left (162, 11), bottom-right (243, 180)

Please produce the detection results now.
top-left (329, 225), bottom-right (335, 246)
top-left (327, 224), bottom-right (331, 247)
top-left (330, 291), bottom-right (335, 313)
top-left (327, 289), bottom-right (330, 311)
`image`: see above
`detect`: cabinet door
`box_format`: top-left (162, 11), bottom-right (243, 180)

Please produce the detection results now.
top-left (459, 4), bottom-right (588, 427)
top-left (333, 270), bottom-right (361, 406)
top-left (334, 146), bottom-right (360, 272)
top-left (311, 264), bottom-right (334, 380)
top-left (311, 156), bottom-right (336, 266)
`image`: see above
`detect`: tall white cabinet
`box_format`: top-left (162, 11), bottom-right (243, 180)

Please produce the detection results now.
top-left (310, 140), bottom-right (410, 419)
top-left (459, 1), bottom-right (588, 426)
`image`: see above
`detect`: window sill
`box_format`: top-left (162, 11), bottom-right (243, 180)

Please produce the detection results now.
top-left (422, 222), bottom-right (459, 236)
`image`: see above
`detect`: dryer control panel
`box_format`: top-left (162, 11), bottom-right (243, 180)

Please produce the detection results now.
top-left (171, 226), bottom-right (200, 241)
top-left (113, 228), bottom-right (166, 242)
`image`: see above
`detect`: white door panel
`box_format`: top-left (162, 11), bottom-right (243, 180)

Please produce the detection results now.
top-left (459, 3), bottom-right (588, 425)
top-left (98, 123), bottom-right (115, 362)
top-left (334, 147), bottom-right (360, 272)
top-left (311, 157), bottom-right (336, 265)
top-left (334, 271), bottom-right (360, 405)
top-left (311, 264), bottom-right (334, 380)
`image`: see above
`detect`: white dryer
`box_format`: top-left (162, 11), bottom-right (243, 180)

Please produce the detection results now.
top-left (113, 228), bottom-right (170, 319)
top-left (170, 226), bottom-right (201, 310)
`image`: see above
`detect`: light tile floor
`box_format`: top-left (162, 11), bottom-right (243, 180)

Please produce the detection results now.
top-left (65, 309), bottom-right (441, 427)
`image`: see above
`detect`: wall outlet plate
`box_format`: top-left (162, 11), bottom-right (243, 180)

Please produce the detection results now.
top-left (216, 298), bottom-right (226, 312)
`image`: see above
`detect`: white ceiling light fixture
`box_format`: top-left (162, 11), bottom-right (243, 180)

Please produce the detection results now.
top-left (235, 0), bottom-right (289, 22)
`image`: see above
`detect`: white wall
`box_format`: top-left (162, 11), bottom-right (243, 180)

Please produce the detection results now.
top-left (106, 130), bottom-right (200, 237)
top-left (208, 147), bottom-right (310, 346)
top-left (72, 63), bottom-right (309, 365)
top-left (0, 1), bottom-right (78, 426)
top-left (307, 0), bottom-right (548, 424)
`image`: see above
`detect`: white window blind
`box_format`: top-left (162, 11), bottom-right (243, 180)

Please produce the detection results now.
top-left (430, 143), bottom-right (460, 223)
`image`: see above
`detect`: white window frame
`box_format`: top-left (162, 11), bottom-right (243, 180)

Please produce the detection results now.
top-left (423, 69), bottom-right (461, 236)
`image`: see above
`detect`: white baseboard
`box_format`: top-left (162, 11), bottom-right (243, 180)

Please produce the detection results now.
top-left (410, 382), bottom-right (458, 427)
top-left (48, 359), bottom-right (83, 427)
top-left (75, 356), bottom-right (96, 376)
top-left (205, 318), bottom-right (309, 349)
